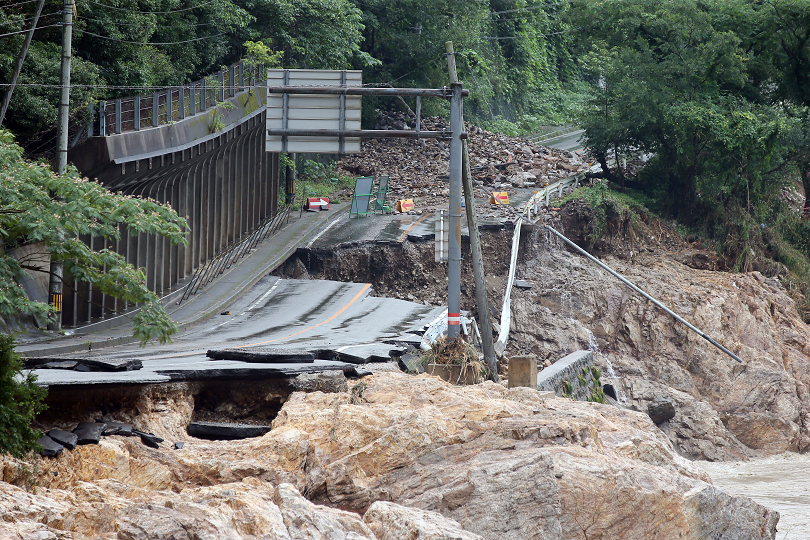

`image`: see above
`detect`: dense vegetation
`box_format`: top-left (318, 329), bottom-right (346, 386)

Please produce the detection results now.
top-left (569, 0), bottom-right (810, 318)
top-left (0, 0), bottom-right (581, 145)
top-left (1, 0), bottom-right (809, 315)
top-left (0, 335), bottom-right (46, 458)
top-left (0, 129), bottom-right (187, 343)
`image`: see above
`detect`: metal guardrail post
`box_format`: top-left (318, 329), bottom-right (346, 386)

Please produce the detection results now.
top-left (99, 101), bottom-right (106, 136)
top-left (201, 78), bottom-right (207, 111)
top-left (229, 65), bottom-right (236, 97)
top-left (114, 99), bottom-right (121, 133)
top-left (238, 60), bottom-right (244, 91)
top-left (87, 102), bottom-right (94, 137)
top-left (190, 84), bottom-right (196, 115)
top-left (218, 71), bottom-right (224, 102)
top-left (152, 93), bottom-right (159, 127)
top-left (178, 88), bottom-right (185, 120)
top-left (166, 88), bottom-right (172, 122)
top-left (133, 96), bottom-right (140, 131)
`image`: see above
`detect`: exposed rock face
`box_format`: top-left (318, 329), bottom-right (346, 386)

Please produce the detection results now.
top-left (364, 501), bottom-right (484, 540)
top-left (510, 220), bottom-right (810, 460)
top-left (0, 373), bottom-right (778, 539)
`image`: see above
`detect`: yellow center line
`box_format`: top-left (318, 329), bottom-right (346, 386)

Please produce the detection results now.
top-left (398, 212), bottom-right (431, 243)
top-left (149, 283), bottom-right (371, 359)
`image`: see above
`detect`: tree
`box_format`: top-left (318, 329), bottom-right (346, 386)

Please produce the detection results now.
top-left (569, 0), bottom-right (808, 220)
top-left (0, 129), bottom-right (187, 344)
top-left (0, 335), bottom-right (46, 458)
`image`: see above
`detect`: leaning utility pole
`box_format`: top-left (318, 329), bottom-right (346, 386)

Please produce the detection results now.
top-left (47, 0), bottom-right (73, 331)
top-left (445, 41), bottom-right (498, 380)
top-left (0, 0), bottom-right (46, 129)
top-left (447, 75), bottom-right (463, 340)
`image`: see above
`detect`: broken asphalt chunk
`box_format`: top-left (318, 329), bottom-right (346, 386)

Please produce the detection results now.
top-left (206, 348), bottom-right (315, 363)
top-left (133, 429), bottom-right (163, 448)
top-left (100, 421), bottom-right (134, 436)
top-left (187, 421), bottom-right (271, 440)
top-left (37, 435), bottom-right (64, 457)
top-left (72, 422), bottom-right (107, 445)
top-left (47, 429), bottom-right (78, 450)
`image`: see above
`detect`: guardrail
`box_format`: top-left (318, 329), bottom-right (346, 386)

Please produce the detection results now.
top-left (177, 202), bottom-right (292, 304)
top-left (71, 60), bottom-right (265, 146)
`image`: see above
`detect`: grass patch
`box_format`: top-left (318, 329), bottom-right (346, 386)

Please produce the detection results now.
top-left (560, 182), bottom-right (649, 244)
top-left (297, 159), bottom-right (356, 204)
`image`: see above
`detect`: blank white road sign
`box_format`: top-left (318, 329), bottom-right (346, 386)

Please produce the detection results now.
top-left (266, 69), bottom-right (362, 154)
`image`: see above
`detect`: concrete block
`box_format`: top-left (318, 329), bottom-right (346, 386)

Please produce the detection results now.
top-left (537, 350), bottom-right (595, 400)
top-left (508, 356), bottom-right (537, 388)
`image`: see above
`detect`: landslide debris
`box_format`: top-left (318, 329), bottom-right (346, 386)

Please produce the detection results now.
top-left (336, 111), bottom-right (589, 220)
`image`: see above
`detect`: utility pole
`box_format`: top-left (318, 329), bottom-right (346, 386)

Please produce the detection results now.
top-left (0, 0), bottom-right (45, 129)
top-left (447, 72), bottom-right (463, 341)
top-left (445, 41), bottom-right (498, 380)
top-left (47, 0), bottom-right (73, 331)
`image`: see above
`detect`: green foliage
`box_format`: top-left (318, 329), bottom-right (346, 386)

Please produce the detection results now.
top-left (0, 130), bottom-right (187, 344)
top-left (587, 365), bottom-right (605, 404)
top-left (298, 159), bottom-right (355, 202)
top-left (352, 0), bottom-right (582, 129)
top-left (569, 0), bottom-right (809, 216)
top-left (0, 335), bottom-right (47, 458)
top-left (561, 182), bottom-right (646, 245)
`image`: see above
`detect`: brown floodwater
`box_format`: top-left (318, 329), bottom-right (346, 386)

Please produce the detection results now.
top-left (697, 453), bottom-right (810, 539)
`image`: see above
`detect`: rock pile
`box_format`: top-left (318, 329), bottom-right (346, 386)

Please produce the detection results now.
top-left (2, 372), bottom-right (779, 539)
top-left (337, 111), bottom-right (589, 219)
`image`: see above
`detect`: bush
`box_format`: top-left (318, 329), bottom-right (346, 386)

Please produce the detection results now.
top-left (0, 335), bottom-right (47, 458)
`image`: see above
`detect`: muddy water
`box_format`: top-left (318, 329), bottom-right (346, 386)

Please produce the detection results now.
top-left (697, 453), bottom-right (810, 539)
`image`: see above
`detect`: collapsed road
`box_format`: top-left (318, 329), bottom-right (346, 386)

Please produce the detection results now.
top-left (28, 275), bottom-right (445, 387)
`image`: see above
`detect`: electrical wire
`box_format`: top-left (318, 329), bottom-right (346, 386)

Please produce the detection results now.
top-left (0, 10), bottom-right (60, 25)
top-left (80, 0), bottom-right (221, 14)
top-left (74, 28), bottom-right (224, 44)
top-left (487, 2), bottom-right (568, 16)
top-left (484, 30), bottom-right (567, 39)
top-left (0, 0), bottom-right (41, 8)
top-left (0, 23), bottom-right (61, 38)
top-left (79, 15), bottom-right (218, 29)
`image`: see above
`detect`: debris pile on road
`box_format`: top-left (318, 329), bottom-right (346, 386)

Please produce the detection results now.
top-left (337, 111), bottom-right (590, 219)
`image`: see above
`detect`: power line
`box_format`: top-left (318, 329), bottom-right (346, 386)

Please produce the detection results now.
top-left (0, 23), bottom-right (61, 38)
top-left (487, 2), bottom-right (567, 16)
top-left (0, 11), bottom-right (61, 25)
top-left (74, 28), bottom-right (224, 44)
top-left (483, 30), bottom-right (567, 39)
top-left (0, 0), bottom-right (42, 8)
top-left (80, 0), bottom-right (222, 15)
top-left (80, 15), bottom-right (218, 29)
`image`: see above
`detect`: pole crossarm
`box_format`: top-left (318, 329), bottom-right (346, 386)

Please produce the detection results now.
top-left (266, 86), bottom-right (469, 99)
top-left (266, 128), bottom-right (467, 140)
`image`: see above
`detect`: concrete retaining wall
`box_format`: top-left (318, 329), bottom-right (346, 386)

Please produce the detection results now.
top-left (537, 350), bottom-right (597, 401)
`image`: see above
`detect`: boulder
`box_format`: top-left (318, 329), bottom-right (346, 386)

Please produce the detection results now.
top-left (364, 501), bottom-right (484, 540)
top-left (648, 397), bottom-right (677, 424)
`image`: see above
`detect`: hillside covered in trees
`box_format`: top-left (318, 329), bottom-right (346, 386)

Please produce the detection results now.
top-left (2, 0), bottom-right (810, 318)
